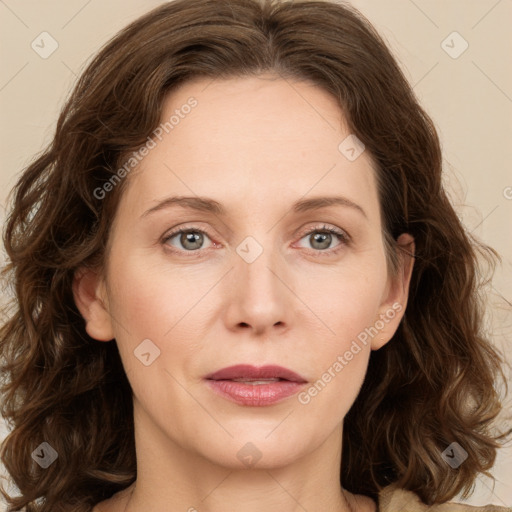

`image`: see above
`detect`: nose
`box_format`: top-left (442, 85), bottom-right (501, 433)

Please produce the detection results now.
top-left (222, 239), bottom-right (292, 336)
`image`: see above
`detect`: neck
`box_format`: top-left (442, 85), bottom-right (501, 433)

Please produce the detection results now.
top-left (122, 402), bottom-right (365, 512)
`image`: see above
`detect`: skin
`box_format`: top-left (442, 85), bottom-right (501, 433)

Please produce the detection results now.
top-left (75, 74), bottom-right (414, 512)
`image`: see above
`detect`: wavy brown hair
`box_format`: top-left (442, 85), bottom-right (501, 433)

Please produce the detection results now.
top-left (1, 0), bottom-right (510, 510)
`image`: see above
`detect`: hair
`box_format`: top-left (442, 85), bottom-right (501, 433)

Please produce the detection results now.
top-left (0, 0), bottom-right (510, 510)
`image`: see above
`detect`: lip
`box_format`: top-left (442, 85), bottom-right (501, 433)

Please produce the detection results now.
top-left (205, 365), bottom-right (308, 407)
top-left (205, 364), bottom-right (307, 383)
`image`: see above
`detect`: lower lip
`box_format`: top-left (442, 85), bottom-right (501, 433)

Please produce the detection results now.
top-left (206, 379), bottom-right (307, 406)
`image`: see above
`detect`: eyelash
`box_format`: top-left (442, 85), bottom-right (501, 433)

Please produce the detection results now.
top-left (161, 224), bottom-right (350, 258)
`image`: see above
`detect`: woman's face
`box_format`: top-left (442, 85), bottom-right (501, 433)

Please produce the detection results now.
top-left (75, 74), bottom-right (412, 470)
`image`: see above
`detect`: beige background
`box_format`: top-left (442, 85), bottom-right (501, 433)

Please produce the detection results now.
top-left (0, 0), bottom-right (511, 508)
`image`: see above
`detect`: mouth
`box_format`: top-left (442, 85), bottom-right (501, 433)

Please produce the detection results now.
top-left (204, 365), bottom-right (308, 406)
top-left (227, 378), bottom-right (284, 385)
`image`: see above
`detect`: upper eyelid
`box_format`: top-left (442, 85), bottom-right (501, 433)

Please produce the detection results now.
top-left (163, 222), bottom-right (348, 237)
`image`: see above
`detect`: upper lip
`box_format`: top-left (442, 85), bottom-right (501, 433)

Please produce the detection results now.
top-left (205, 364), bottom-right (307, 383)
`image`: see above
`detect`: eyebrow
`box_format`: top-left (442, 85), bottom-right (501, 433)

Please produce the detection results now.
top-left (140, 195), bottom-right (367, 219)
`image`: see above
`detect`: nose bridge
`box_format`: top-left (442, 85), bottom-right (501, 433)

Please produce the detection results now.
top-left (237, 232), bottom-right (280, 298)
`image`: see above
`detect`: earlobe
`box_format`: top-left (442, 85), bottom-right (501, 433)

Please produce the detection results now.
top-left (371, 233), bottom-right (415, 351)
top-left (72, 267), bottom-right (115, 342)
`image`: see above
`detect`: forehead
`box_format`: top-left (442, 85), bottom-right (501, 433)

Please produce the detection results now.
top-left (116, 75), bottom-right (380, 223)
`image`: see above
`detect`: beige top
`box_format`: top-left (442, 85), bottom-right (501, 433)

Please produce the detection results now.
top-left (379, 484), bottom-right (512, 511)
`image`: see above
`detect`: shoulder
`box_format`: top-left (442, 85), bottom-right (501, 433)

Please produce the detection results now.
top-left (378, 484), bottom-right (512, 512)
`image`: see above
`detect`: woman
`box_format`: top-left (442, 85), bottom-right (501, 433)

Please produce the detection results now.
top-left (0, 1), bottom-right (510, 511)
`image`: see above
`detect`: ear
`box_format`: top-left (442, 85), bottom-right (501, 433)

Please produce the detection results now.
top-left (371, 233), bottom-right (415, 350)
top-left (72, 267), bottom-right (115, 342)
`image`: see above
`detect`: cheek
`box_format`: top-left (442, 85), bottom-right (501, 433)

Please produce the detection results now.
top-left (304, 262), bottom-right (387, 344)
top-left (295, 285), bottom-right (378, 426)
top-left (107, 250), bottom-right (200, 335)
top-left (295, 262), bottom-right (386, 399)
top-left (105, 252), bottom-right (217, 386)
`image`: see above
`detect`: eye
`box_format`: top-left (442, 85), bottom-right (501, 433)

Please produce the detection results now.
top-left (296, 224), bottom-right (350, 255)
top-left (161, 223), bottom-right (350, 257)
top-left (162, 226), bottom-right (214, 253)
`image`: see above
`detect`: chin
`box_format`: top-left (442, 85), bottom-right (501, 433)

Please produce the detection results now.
top-left (194, 432), bottom-right (310, 470)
